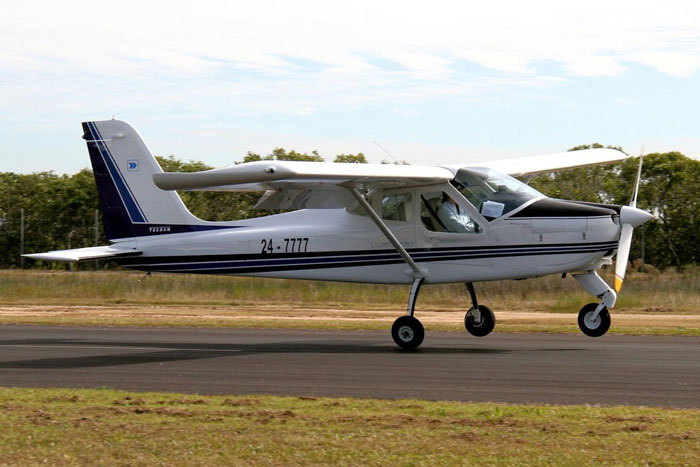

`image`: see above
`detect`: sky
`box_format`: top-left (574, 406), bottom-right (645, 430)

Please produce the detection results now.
top-left (2, 0), bottom-right (700, 173)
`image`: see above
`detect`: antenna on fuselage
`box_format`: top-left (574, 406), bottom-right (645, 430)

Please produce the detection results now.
top-left (374, 141), bottom-right (399, 164)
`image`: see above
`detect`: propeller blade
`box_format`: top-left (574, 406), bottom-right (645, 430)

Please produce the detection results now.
top-left (615, 150), bottom-right (651, 293)
top-left (630, 153), bottom-right (644, 209)
top-left (614, 223), bottom-right (634, 293)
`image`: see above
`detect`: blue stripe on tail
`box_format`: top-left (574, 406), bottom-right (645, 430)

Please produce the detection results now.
top-left (86, 122), bottom-right (146, 223)
top-left (83, 121), bottom-right (141, 239)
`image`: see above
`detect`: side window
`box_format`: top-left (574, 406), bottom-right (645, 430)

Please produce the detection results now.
top-left (420, 191), bottom-right (480, 234)
top-left (420, 192), bottom-right (447, 232)
top-left (382, 193), bottom-right (412, 222)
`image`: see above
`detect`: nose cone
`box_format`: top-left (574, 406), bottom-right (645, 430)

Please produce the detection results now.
top-left (619, 205), bottom-right (654, 227)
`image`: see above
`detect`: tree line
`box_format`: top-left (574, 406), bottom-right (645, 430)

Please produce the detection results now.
top-left (2, 146), bottom-right (698, 270)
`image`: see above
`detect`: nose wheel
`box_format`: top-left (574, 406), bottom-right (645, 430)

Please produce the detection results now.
top-left (578, 303), bottom-right (611, 337)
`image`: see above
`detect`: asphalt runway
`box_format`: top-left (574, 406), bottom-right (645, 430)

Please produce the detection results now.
top-left (0, 325), bottom-right (698, 408)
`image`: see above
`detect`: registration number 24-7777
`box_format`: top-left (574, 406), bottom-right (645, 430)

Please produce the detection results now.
top-left (260, 238), bottom-right (309, 254)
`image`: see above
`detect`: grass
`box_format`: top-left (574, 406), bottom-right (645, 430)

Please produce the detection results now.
top-left (1, 269), bottom-right (699, 335)
top-left (3, 268), bottom-right (700, 310)
top-left (0, 387), bottom-right (697, 466)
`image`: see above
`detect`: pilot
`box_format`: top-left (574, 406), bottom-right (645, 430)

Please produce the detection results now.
top-left (438, 194), bottom-right (476, 233)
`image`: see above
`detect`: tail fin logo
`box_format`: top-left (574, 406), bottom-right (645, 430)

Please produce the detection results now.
top-left (127, 160), bottom-right (140, 172)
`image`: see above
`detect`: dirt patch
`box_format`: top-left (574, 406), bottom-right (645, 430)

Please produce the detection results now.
top-left (46, 395), bottom-right (84, 403)
top-left (604, 415), bottom-right (659, 424)
top-left (0, 304), bottom-right (698, 331)
top-left (158, 398), bottom-right (207, 405)
top-left (222, 398), bottom-right (260, 407)
top-left (113, 397), bottom-right (147, 406)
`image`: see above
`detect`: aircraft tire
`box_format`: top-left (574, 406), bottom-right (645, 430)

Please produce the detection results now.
top-left (391, 316), bottom-right (425, 350)
top-left (578, 303), bottom-right (611, 337)
top-left (464, 305), bottom-right (495, 337)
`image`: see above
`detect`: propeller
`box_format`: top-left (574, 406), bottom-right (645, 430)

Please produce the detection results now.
top-left (614, 152), bottom-right (653, 293)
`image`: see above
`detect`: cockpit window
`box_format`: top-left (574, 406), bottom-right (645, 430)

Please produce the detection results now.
top-left (452, 167), bottom-right (544, 220)
top-left (382, 193), bottom-right (412, 222)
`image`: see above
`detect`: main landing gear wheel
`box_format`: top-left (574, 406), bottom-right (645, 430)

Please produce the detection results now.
top-left (391, 316), bottom-right (425, 350)
top-left (464, 305), bottom-right (495, 337)
top-left (578, 303), bottom-right (611, 337)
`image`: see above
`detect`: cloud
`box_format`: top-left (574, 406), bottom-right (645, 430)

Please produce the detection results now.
top-left (3, 1), bottom-right (700, 79)
top-left (3, 1), bottom-right (699, 114)
top-left (2, 0), bottom-right (700, 172)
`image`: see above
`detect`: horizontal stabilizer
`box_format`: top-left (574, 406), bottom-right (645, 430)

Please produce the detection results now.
top-left (23, 245), bottom-right (141, 262)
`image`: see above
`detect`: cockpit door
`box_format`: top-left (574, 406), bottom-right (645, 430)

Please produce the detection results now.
top-left (416, 183), bottom-right (487, 248)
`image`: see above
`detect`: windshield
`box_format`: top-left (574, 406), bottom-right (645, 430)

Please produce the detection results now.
top-left (452, 167), bottom-right (544, 219)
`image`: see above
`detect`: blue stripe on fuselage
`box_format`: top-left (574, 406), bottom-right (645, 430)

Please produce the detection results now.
top-left (120, 242), bottom-right (617, 273)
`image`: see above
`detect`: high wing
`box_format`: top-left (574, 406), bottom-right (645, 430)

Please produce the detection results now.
top-left (478, 148), bottom-right (628, 177)
top-left (153, 148), bottom-right (628, 193)
top-left (153, 160), bottom-right (454, 192)
top-left (23, 245), bottom-right (141, 262)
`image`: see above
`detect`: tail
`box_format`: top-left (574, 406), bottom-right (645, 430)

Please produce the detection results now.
top-left (83, 120), bottom-right (209, 240)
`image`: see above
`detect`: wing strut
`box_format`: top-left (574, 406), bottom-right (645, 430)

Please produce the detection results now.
top-left (347, 187), bottom-right (424, 279)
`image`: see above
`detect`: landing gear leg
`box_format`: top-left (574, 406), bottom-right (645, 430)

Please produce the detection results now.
top-left (464, 282), bottom-right (495, 337)
top-left (391, 278), bottom-right (425, 350)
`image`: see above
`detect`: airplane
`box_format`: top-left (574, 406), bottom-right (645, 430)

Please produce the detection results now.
top-left (26, 119), bottom-right (653, 349)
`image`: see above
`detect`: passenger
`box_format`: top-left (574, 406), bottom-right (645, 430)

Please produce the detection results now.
top-left (438, 194), bottom-right (475, 233)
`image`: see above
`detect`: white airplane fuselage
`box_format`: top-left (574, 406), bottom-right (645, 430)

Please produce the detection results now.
top-left (115, 200), bottom-right (620, 284)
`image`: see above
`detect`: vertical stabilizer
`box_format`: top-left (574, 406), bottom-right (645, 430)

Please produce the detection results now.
top-left (82, 120), bottom-right (205, 240)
